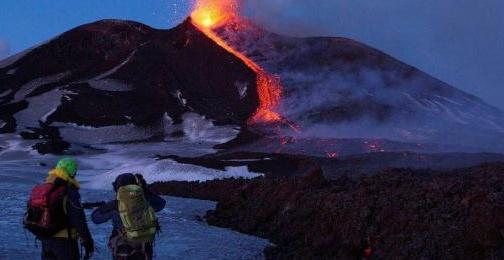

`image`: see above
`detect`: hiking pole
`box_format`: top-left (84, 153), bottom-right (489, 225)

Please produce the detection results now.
top-left (82, 201), bottom-right (105, 209)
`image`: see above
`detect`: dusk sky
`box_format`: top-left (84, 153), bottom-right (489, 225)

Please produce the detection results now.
top-left (0, 0), bottom-right (502, 110)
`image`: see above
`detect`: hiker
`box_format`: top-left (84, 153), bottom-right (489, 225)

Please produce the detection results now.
top-left (91, 173), bottom-right (166, 260)
top-left (24, 157), bottom-right (94, 260)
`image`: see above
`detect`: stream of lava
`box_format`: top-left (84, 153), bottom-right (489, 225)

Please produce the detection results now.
top-left (190, 0), bottom-right (283, 125)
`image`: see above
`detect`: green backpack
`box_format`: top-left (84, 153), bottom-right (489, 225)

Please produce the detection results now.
top-left (117, 185), bottom-right (158, 243)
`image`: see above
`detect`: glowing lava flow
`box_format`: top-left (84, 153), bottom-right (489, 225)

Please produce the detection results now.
top-left (190, 0), bottom-right (282, 124)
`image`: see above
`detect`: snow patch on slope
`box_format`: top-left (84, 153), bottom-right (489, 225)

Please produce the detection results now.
top-left (56, 122), bottom-right (164, 145)
top-left (14, 89), bottom-right (63, 128)
top-left (13, 72), bottom-right (70, 102)
top-left (52, 112), bottom-right (238, 145)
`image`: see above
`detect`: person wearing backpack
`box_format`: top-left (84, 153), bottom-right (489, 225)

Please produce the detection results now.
top-left (91, 173), bottom-right (166, 260)
top-left (23, 157), bottom-right (95, 260)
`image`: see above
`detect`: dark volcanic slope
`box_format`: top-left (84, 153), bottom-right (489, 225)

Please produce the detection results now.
top-left (0, 19), bottom-right (259, 135)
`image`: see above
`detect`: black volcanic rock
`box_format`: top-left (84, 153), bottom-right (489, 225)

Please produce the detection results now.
top-left (19, 121), bottom-right (71, 154)
top-left (185, 163), bottom-right (504, 259)
top-left (150, 178), bottom-right (254, 202)
top-left (33, 140), bottom-right (70, 155)
top-left (151, 152), bottom-right (504, 259)
top-left (20, 122), bottom-right (61, 140)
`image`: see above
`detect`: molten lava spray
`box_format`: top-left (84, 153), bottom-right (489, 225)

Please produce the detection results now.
top-left (191, 0), bottom-right (236, 29)
top-left (190, 0), bottom-right (282, 124)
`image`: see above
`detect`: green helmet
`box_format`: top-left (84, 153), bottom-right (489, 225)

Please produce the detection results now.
top-left (56, 157), bottom-right (78, 178)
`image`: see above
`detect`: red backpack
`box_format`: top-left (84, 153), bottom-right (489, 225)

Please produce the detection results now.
top-left (23, 183), bottom-right (68, 239)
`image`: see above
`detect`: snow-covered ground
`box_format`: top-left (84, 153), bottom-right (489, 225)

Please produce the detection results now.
top-left (0, 114), bottom-right (261, 185)
top-left (0, 138), bottom-right (269, 259)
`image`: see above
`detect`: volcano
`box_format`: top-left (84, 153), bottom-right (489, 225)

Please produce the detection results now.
top-left (0, 17), bottom-right (503, 154)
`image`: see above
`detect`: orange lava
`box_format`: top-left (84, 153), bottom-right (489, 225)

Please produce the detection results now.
top-left (190, 0), bottom-right (282, 124)
top-left (190, 0), bottom-right (236, 29)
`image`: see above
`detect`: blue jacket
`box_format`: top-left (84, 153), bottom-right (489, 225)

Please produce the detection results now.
top-left (91, 188), bottom-right (166, 231)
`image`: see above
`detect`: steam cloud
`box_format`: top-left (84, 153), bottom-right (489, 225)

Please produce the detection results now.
top-left (239, 0), bottom-right (504, 110)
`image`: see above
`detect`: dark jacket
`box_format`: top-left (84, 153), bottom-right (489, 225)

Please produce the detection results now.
top-left (91, 188), bottom-right (166, 231)
top-left (41, 174), bottom-right (93, 260)
top-left (47, 176), bottom-right (92, 243)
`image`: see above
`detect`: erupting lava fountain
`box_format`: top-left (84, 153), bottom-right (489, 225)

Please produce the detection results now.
top-left (190, 0), bottom-right (286, 126)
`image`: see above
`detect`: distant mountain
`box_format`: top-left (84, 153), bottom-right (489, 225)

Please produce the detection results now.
top-left (1, 18), bottom-right (503, 154)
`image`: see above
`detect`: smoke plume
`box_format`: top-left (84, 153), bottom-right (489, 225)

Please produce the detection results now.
top-left (238, 0), bottom-right (504, 110)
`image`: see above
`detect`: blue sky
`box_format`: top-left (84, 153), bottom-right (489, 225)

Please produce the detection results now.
top-left (0, 0), bottom-right (192, 55)
top-left (0, 0), bottom-right (503, 109)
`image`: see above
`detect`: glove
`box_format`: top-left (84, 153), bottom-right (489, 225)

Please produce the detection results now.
top-left (83, 238), bottom-right (94, 260)
top-left (135, 174), bottom-right (148, 189)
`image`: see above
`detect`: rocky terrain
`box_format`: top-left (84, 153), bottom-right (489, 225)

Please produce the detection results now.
top-left (152, 162), bottom-right (504, 259)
